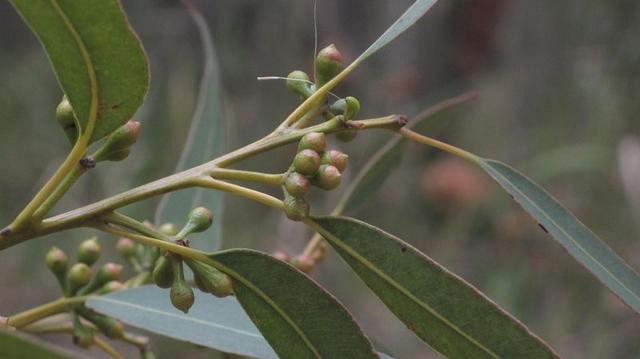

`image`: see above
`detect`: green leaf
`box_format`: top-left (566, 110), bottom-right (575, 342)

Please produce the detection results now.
top-left (310, 217), bottom-right (559, 359)
top-left (154, 4), bottom-right (225, 251)
top-left (0, 328), bottom-right (82, 359)
top-left (9, 0), bottom-right (149, 143)
top-left (208, 249), bottom-right (377, 359)
top-left (477, 158), bottom-right (640, 313)
top-left (87, 286), bottom-right (278, 359)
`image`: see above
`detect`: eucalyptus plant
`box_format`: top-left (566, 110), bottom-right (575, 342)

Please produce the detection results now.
top-left (1, 1), bottom-right (639, 358)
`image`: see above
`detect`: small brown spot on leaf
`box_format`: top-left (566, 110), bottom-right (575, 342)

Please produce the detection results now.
top-left (537, 223), bottom-right (548, 233)
top-left (400, 246), bottom-right (407, 253)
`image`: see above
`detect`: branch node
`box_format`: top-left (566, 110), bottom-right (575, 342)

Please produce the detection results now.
top-left (79, 157), bottom-right (96, 169)
top-left (395, 114), bottom-right (409, 127)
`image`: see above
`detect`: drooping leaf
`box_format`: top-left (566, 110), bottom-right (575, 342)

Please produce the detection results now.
top-left (310, 216), bottom-right (559, 359)
top-left (87, 286), bottom-right (278, 359)
top-left (477, 158), bottom-right (640, 313)
top-left (9, 0), bottom-right (149, 143)
top-left (208, 249), bottom-right (377, 359)
top-left (0, 328), bottom-right (83, 359)
top-left (154, 4), bottom-right (225, 251)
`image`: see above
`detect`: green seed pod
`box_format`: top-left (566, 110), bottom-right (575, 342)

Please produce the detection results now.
top-left (176, 207), bottom-right (213, 239)
top-left (315, 44), bottom-right (344, 87)
top-left (344, 96), bottom-right (361, 120)
top-left (297, 132), bottom-right (326, 153)
top-left (170, 260), bottom-right (195, 313)
top-left (68, 263), bottom-right (92, 296)
top-left (291, 255), bottom-right (315, 274)
top-left (96, 281), bottom-right (124, 295)
top-left (92, 120), bottom-right (141, 162)
top-left (283, 196), bottom-right (310, 221)
top-left (56, 96), bottom-right (78, 145)
top-left (315, 165), bottom-right (342, 190)
top-left (116, 237), bottom-right (136, 259)
top-left (320, 150), bottom-right (349, 172)
top-left (72, 313), bottom-right (93, 349)
top-left (336, 129), bottom-right (358, 143)
top-left (159, 223), bottom-right (178, 236)
top-left (78, 307), bottom-right (124, 339)
top-left (77, 237), bottom-right (101, 266)
top-left (293, 149), bottom-right (321, 176)
top-left (152, 254), bottom-right (174, 289)
top-left (185, 259), bottom-right (234, 298)
top-left (284, 172), bottom-right (311, 198)
top-left (286, 70), bottom-right (314, 100)
top-left (46, 246), bottom-right (68, 278)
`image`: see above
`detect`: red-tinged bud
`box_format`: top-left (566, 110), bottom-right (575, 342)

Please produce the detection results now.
top-left (46, 246), bottom-right (68, 278)
top-left (92, 120), bottom-right (140, 162)
top-left (68, 263), bottom-right (92, 295)
top-left (284, 172), bottom-right (311, 198)
top-left (293, 149), bottom-right (321, 176)
top-left (96, 281), bottom-right (124, 295)
top-left (320, 150), bottom-right (349, 172)
top-left (314, 165), bottom-right (342, 190)
top-left (291, 255), bottom-right (315, 274)
top-left (297, 132), bottom-right (326, 153)
top-left (77, 237), bottom-right (101, 266)
top-left (116, 237), bottom-right (136, 259)
top-left (177, 207), bottom-right (213, 239)
top-left (56, 95), bottom-right (78, 145)
top-left (286, 70), bottom-right (314, 100)
top-left (283, 196), bottom-right (310, 221)
top-left (273, 251), bottom-right (290, 262)
top-left (96, 262), bottom-right (123, 284)
top-left (315, 44), bottom-right (344, 87)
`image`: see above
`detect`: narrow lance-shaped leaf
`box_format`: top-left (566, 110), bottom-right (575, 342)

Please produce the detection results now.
top-left (87, 286), bottom-right (278, 359)
top-left (155, 4), bottom-right (225, 251)
top-left (0, 328), bottom-right (82, 359)
top-left (477, 158), bottom-right (640, 313)
top-left (9, 0), bottom-right (149, 143)
top-left (310, 216), bottom-right (559, 359)
top-left (209, 249), bottom-right (378, 359)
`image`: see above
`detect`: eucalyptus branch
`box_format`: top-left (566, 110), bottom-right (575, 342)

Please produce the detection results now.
top-left (209, 168), bottom-right (284, 187)
top-left (33, 164), bottom-right (88, 221)
top-left (7, 296), bottom-right (88, 329)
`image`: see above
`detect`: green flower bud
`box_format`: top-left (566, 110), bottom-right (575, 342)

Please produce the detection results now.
top-left (320, 150), bottom-right (349, 172)
top-left (72, 313), bottom-right (93, 348)
top-left (46, 246), bottom-right (68, 278)
top-left (92, 120), bottom-right (140, 162)
top-left (78, 307), bottom-right (124, 339)
top-left (159, 223), bottom-right (178, 236)
top-left (315, 44), bottom-right (344, 87)
top-left (96, 281), bottom-right (124, 295)
top-left (56, 95), bottom-right (78, 145)
top-left (344, 96), bottom-right (361, 120)
top-left (283, 196), bottom-right (310, 221)
top-left (170, 260), bottom-right (195, 313)
top-left (329, 98), bottom-right (347, 115)
top-left (152, 254), bottom-right (174, 289)
top-left (286, 70), bottom-right (314, 100)
top-left (291, 255), bottom-right (315, 274)
top-left (77, 237), bottom-right (101, 266)
top-left (185, 259), bottom-right (234, 298)
top-left (96, 262), bottom-right (123, 285)
top-left (116, 237), bottom-right (136, 259)
top-left (293, 149), bottom-right (321, 176)
top-left (335, 129), bottom-right (358, 143)
top-left (68, 263), bottom-right (92, 295)
top-left (177, 207), bottom-right (213, 239)
top-left (297, 132), bottom-right (326, 153)
top-left (314, 165), bottom-right (342, 190)
top-left (284, 172), bottom-right (311, 198)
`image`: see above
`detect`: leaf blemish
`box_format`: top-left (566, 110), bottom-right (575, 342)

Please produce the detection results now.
top-left (400, 246), bottom-right (407, 253)
top-left (537, 223), bottom-right (548, 233)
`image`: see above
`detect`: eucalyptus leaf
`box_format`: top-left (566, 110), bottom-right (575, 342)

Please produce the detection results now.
top-left (477, 158), bottom-right (640, 313)
top-left (208, 249), bottom-right (377, 359)
top-left (87, 286), bottom-right (278, 359)
top-left (9, 0), bottom-right (149, 143)
top-left (154, 5), bottom-right (225, 251)
top-left (0, 328), bottom-right (83, 359)
top-left (310, 216), bottom-right (559, 359)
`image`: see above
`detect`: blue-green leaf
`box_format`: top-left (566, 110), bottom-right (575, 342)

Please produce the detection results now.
top-left (0, 328), bottom-right (82, 359)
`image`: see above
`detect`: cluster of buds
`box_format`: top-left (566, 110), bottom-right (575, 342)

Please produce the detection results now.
top-left (282, 132), bottom-right (349, 221)
top-left (150, 207), bottom-right (233, 313)
top-left (45, 238), bottom-right (125, 348)
top-left (273, 243), bottom-right (328, 275)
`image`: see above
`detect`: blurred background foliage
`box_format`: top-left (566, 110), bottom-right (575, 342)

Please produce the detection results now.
top-left (1, 0), bottom-right (640, 358)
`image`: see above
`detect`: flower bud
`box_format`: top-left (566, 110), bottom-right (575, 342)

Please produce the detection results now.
top-left (159, 223), bottom-right (178, 236)
top-left (78, 307), bottom-right (124, 339)
top-left (314, 165), bottom-right (342, 190)
top-left (96, 262), bottom-right (123, 285)
top-left (46, 246), bottom-right (68, 278)
top-left (284, 172), bottom-right (311, 198)
top-left (92, 120), bottom-right (140, 162)
top-left (152, 254), bottom-right (174, 289)
top-left (116, 237), bottom-right (136, 259)
top-left (297, 132), bottom-right (326, 153)
top-left (344, 96), bottom-right (361, 120)
top-left (293, 149), bottom-right (321, 176)
top-left (336, 129), bottom-right (358, 143)
top-left (185, 259), bottom-right (233, 298)
top-left (283, 196), bottom-right (310, 221)
top-left (176, 207), bottom-right (213, 239)
top-left (320, 150), bottom-right (349, 172)
top-left (291, 255), bottom-right (315, 274)
top-left (68, 263), bottom-right (92, 295)
top-left (286, 70), bottom-right (314, 100)
top-left (56, 96), bottom-right (78, 145)
top-left (96, 281), bottom-right (124, 295)
top-left (273, 251), bottom-right (290, 262)
top-left (315, 44), bottom-right (344, 87)
top-left (72, 314), bottom-right (93, 348)
top-left (329, 98), bottom-right (347, 115)
top-left (170, 261), bottom-right (194, 313)
top-left (77, 237), bottom-right (101, 266)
